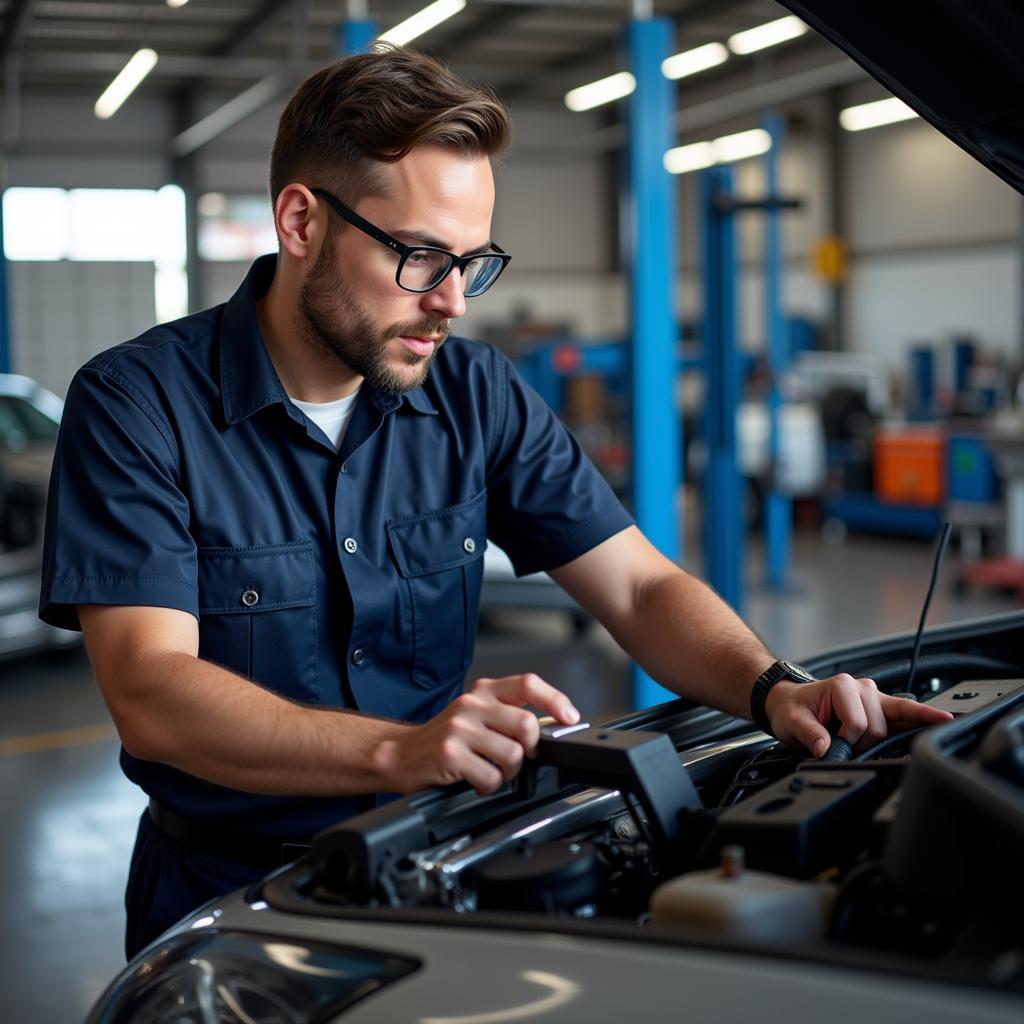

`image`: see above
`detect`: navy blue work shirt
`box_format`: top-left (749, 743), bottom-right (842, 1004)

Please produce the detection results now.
top-left (40, 255), bottom-right (633, 838)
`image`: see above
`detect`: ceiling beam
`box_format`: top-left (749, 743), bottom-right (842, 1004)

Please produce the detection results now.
top-left (204, 0), bottom-right (293, 59)
top-left (562, 57), bottom-right (867, 158)
top-left (19, 51), bottom-right (295, 79)
top-left (0, 0), bottom-right (39, 61)
top-left (171, 70), bottom-right (293, 156)
top-left (498, 0), bottom-right (758, 100)
top-left (430, 2), bottom-right (535, 60)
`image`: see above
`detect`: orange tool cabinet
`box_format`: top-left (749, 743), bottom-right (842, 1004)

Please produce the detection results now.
top-left (874, 428), bottom-right (946, 506)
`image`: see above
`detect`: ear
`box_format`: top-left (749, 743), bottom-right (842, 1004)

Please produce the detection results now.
top-left (274, 184), bottom-right (323, 260)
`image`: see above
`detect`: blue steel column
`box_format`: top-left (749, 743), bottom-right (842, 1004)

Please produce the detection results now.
top-left (762, 112), bottom-right (790, 589)
top-left (626, 17), bottom-right (678, 708)
top-left (701, 165), bottom-right (743, 613)
top-left (0, 192), bottom-right (9, 373)
top-left (336, 18), bottom-right (376, 56)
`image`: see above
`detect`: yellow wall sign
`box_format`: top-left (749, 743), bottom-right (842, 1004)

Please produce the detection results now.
top-left (811, 235), bottom-right (847, 283)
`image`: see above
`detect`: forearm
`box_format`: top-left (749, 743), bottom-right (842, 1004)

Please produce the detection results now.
top-left (107, 650), bottom-right (410, 796)
top-left (608, 569), bottom-right (775, 718)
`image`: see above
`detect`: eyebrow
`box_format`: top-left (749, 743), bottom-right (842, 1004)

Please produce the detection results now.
top-left (392, 229), bottom-right (494, 257)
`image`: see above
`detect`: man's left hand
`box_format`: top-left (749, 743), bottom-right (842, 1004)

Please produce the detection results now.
top-left (764, 674), bottom-right (954, 758)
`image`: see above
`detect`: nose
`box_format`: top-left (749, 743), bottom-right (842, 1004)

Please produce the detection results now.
top-left (420, 267), bottom-right (467, 320)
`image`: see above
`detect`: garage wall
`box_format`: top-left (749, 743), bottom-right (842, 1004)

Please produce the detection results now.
top-left (840, 100), bottom-right (1023, 370)
top-left (7, 262), bottom-right (157, 397)
top-left (6, 93), bottom-right (173, 189)
top-left (4, 86), bottom-right (1023, 386)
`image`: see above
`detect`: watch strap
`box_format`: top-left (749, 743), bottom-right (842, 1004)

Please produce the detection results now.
top-left (750, 660), bottom-right (814, 736)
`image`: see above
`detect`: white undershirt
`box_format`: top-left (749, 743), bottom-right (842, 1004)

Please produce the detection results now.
top-left (290, 389), bottom-right (361, 450)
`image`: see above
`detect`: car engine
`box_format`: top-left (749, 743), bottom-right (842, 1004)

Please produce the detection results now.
top-left (263, 616), bottom-right (1024, 994)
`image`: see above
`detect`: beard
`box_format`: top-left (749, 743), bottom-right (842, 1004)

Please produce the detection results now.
top-left (296, 238), bottom-right (451, 395)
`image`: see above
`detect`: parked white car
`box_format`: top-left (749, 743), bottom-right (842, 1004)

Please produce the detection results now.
top-left (0, 374), bottom-right (79, 658)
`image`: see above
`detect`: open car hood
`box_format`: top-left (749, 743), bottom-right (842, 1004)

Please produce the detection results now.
top-left (779, 0), bottom-right (1024, 195)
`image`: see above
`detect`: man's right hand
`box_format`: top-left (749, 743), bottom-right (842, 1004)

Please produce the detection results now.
top-left (372, 673), bottom-right (579, 796)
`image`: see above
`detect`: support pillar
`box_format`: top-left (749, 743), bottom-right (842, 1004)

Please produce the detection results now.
top-left (762, 111), bottom-right (791, 590)
top-left (336, 0), bottom-right (376, 57)
top-left (701, 165), bottom-right (743, 614)
top-left (625, 15), bottom-right (678, 708)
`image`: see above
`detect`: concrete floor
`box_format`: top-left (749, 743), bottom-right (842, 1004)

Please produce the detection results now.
top-left (0, 529), bottom-right (1017, 1022)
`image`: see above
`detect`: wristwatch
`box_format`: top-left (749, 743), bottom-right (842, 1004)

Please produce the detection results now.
top-left (750, 659), bottom-right (816, 736)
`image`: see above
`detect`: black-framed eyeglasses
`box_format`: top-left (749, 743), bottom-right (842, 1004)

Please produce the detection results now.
top-left (311, 188), bottom-right (511, 298)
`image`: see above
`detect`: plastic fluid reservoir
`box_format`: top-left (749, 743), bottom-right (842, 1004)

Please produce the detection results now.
top-left (649, 846), bottom-right (835, 943)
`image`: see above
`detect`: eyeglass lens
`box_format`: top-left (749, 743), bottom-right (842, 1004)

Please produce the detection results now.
top-left (399, 251), bottom-right (506, 296)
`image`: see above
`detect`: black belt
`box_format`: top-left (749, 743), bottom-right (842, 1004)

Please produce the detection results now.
top-left (147, 799), bottom-right (312, 868)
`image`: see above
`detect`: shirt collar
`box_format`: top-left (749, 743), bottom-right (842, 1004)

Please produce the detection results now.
top-left (219, 254), bottom-right (440, 424)
top-left (219, 255), bottom-right (290, 426)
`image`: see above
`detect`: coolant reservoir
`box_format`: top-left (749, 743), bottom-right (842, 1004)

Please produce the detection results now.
top-left (649, 846), bottom-right (835, 943)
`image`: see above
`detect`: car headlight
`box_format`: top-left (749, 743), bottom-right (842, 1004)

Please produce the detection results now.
top-left (86, 929), bottom-right (419, 1024)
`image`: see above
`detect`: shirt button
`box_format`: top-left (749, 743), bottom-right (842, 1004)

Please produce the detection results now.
top-left (351, 648), bottom-right (366, 667)
top-left (463, 537), bottom-right (476, 554)
top-left (343, 537), bottom-right (358, 554)
top-left (241, 589), bottom-right (259, 608)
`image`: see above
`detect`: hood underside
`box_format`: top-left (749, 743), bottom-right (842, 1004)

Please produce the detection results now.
top-left (779, 0), bottom-right (1024, 195)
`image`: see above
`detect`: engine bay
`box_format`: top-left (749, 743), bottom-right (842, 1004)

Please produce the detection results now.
top-left (263, 614), bottom-right (1024, 994)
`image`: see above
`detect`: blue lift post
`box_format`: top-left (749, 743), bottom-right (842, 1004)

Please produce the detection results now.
top-left (701, 165), bottom-right (743, 614)
top-left (0, 193), bottom-right (9, 373)
top-left (336, 15), bottom-right (376, 56)
top-left (762, 111), bottom-right (791, 590)
top-left (626, 15), bottom-right (678, 708)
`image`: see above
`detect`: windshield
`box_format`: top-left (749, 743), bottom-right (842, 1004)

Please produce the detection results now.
top-left (0, 395), bottom-right (60, 443)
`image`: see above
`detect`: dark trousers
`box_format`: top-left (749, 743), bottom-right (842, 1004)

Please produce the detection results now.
top-left (124, 811), bottom-right (270, 960)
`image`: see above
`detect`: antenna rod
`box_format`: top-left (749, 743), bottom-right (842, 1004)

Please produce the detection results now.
top-left (906, 522), bottom-right (953, 692)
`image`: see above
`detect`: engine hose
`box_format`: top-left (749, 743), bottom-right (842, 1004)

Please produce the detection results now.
top-left (821, 737), bottom-right (854, 762)
top-left (859, 653), bottom-right (1020, 691)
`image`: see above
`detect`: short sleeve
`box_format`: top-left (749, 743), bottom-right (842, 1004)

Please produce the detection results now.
top-left (39, 366), bottom-right (199, 630)
top-left (485, 351), bottom-right (633, 576)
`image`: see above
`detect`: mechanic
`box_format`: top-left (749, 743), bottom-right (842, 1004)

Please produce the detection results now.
top-left (39, 46), bottom-right (951, 959)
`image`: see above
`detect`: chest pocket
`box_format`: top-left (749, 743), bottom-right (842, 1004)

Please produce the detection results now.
top-left (197, 540), bottom-right (319, 702)
top-left (387, 490), bottom-right (488, 688)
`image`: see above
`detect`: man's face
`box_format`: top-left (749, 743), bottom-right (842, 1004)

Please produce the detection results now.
top-left (297, 146), bottom-right (496, 394)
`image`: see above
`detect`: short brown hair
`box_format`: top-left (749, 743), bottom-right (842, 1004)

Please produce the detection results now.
top-left (269, 44), bottom-right (512, 208)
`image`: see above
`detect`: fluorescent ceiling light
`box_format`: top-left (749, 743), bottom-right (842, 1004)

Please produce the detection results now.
top-left (94, 48), bottom-right (158, 119)
top-left (663, 141), bottom-right (715, 175)
top-left (661, 42), bottom-right (729, 80)
top-left (712, 127), bottom-right (771, 162)
top-left (378, 0), bottom-right (466, 46)
top-left (839, 96), bottom-right (919, 132)
top-left (728, 15), bottom-right (807, 55)
top-left (564, 72), bottom-right (636, 112)
top-left (165, 0), bottom-right (189, 7)
top-left (664, 128), bottom-right (772, 175)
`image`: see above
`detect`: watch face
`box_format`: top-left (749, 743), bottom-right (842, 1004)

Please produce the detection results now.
top-left (781, 660), bottom-right (815, 682)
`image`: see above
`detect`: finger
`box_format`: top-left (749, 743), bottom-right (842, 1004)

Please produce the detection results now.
top-left (485, 673), bottom-right (579, 725)
top-left (467, 729), bottom-right (526, 782)
top-left (466, 757), bottom-right (505, 796)
top-left (829, 675), bottom-right (869, 745)
top-left (879, 694), bottom-right (954, 725)
top-left (481, 703), bottom-right (541, 751)
top-left (857, 678), bottom-right (888, 745)
top-left (435, 736), bottom-right (503, 795)
top-left (441, 702), bottom-right (534, 778)
top-left (783, 706), bottom-right (832, 759)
